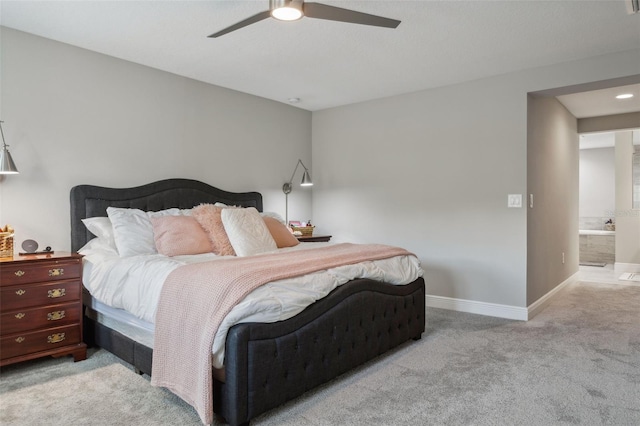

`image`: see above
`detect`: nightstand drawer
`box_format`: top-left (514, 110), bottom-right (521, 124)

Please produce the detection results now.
top-left (1, 302), bottom-right (81, 335)
top-left (1, 259), bottom-right (81, 286)
top-left (0, 280), bottom-right (81, 311)
top-left (0, 324), bottom-right (81, 360)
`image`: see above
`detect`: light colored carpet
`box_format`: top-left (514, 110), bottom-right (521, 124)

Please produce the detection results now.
top-left (0, 348), bottom-right (198, 425)
top-left (1, 280), bottom-right (639, 425)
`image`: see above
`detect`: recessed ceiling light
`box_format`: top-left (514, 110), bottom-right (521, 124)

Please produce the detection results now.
top-left (615, 93), bottom-right (634, 99)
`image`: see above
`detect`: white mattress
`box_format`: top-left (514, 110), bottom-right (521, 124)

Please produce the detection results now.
top-left (80, 240), bottom-right (423, 368)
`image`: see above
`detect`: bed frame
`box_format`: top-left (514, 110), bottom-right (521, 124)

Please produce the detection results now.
top-left (70, 178), bottom-right (425, 426)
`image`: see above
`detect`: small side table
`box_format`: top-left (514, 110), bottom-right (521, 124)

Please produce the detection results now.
top-left (297, 235), bottom-right (332, 243)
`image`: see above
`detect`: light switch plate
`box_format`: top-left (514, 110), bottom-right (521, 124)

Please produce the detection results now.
top-left (508, 194), bottom-right (522, 208)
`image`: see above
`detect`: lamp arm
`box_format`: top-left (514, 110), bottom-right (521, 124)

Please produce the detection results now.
top-left (283, 159), bottom-right (309, 194)
top-left (0, 121), bottom-right (7, 149)
top-left (288, 159), bottom-right (309, 184)
top-left (288, 160), bottom-right (301, 185)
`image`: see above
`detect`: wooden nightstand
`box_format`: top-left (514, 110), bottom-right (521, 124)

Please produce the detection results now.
top-left (0, 252), bottom-right (87, 366)
top-left (296, 235), bottom-right (332, 243)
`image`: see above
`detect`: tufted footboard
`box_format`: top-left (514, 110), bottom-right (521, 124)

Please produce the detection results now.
top-left (214, 277), bottom-right (425, 425)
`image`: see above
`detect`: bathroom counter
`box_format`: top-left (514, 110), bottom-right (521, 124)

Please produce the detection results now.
top-left (579, 230), bottom-right (615, 236)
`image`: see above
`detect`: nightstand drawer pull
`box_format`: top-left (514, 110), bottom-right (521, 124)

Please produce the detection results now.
top-left (47, 310), bottom-right (66, 321)
top-left (15, 289), bottom-right (26, 296)
top-left (15, 337), bottom-right (25, 343)
top-left (14, 313), bottom-right (26, 319)
top-left (47, 333), bottom-right (65, 344)
top-left (48, 268), bottom-right (64, 277)
top-left (47, 288), bottom-right (66, 298)
top-left (15, 270), bottom-right (25, 277)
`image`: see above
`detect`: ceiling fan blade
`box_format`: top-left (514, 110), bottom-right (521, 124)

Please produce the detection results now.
top-left (208, 10), bottom-right (272, 38)
top-left (303, 2), bottom-right (400, 28)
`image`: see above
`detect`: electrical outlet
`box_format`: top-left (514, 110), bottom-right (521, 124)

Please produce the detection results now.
top-left (562, 252), bottom-right (565, 264)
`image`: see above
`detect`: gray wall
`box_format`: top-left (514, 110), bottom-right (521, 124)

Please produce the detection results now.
top-left (312, 49), bottom-right (639, 310)
top-left (313, 77), bottom-right (528, 308)
top-left (0, 28), bottom-right (312, 252)
top-left (578, 112), bottom-right (640, 134)
top-left (579, 147), bottom-right (616, 227)
top-left (527, 96), bottom-right (579, 305)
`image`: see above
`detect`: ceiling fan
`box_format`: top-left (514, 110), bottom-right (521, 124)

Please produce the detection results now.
top-left (208, 0), bottom-right (401, 38)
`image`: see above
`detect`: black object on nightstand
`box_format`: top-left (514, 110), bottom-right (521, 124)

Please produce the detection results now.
top-left (296, 235), bottom-right (332, 243)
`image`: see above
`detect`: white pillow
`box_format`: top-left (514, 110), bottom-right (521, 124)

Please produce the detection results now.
top-left (81, 217), bottom-right (117, 251)
top-left (106, 207), bottom-right (182, 257)
top-left (221, 207), bottom-right (277, 257)
top-left (78, 235), bottom-right (119, 257)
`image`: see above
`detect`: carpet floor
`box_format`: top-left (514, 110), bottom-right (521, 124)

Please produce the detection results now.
top-left (1, 280), bottom-right (638, 425)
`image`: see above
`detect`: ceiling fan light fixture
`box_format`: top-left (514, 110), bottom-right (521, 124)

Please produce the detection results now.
top-left (209, 0), bottom-right (401, 38)
top-left (270, 0), bottom-right (303, 21)
top-left (271, 7), bottom-right (302, 21)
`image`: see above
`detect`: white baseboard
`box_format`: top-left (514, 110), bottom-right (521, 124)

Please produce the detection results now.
top-left (614, 262), bottom-right (640, 273)
top-left (426, 295), bottom-right (528, 321)
top-left (426, 271), bottom-right (579, 322)
top-left (526, 271), bottom-right (578, 320)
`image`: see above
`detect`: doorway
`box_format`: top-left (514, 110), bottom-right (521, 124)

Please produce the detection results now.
top-left (576, 129), bottom-right (640, 284)
top-left (578, 131), bottom-right (616, 268)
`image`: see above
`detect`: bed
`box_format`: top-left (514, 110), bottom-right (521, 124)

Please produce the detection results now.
top-left (70, 178), bottom-right (425, 426)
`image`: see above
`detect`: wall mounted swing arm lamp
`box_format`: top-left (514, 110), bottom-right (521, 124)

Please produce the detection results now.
top-left (283, 159), bottom-right (312, 225)
top-left (282, 159), bottom-right (312, 194)
top-left (0, 121), bottom-right (19, 175)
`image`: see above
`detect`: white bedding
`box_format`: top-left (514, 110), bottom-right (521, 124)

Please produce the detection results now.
top-left (80, 239), bottom-right (423, 368)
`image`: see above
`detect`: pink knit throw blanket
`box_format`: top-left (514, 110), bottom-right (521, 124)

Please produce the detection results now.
top-left (151, 243), bottom-right (412, 424)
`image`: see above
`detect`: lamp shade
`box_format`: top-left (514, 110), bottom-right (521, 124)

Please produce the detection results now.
top-left (301, 169), bottom-right (313, 186)
top-left (0, 147), bottom-right (19, 174)
top-left (0, 121), bottom-right (19, 174)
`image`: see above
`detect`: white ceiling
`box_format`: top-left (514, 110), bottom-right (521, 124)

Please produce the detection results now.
top-left (557, 83), bottom-right (640, 119)
top-left (1, 0), bottom-right (639, 111)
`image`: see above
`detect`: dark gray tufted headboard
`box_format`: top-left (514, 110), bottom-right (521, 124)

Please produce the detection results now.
top-left (70, 178), bottom-right (263, 252)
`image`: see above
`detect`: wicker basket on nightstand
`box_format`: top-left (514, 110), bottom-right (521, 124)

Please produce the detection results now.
top-left (292, 226), bottom-right (315, 236)
top-left (0, 230), bottom-right (14, 258)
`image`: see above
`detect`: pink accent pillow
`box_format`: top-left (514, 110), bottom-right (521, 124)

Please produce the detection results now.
top-left (192, 204), bottom-right (236, 256)
top-left (150, 216), bottom-right (213, 257)
top-left (263, 217), bottom-right (299, 248)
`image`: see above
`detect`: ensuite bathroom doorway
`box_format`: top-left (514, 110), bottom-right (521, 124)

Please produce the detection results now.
top-left (578, 132), bottom-right (616, 268)
top-left (578, 130), bottom-right (640, 285)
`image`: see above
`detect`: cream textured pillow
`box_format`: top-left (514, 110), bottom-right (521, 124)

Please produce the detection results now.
top-left (192, 204), bottom-right (236, 256)
top-left (263, 217), bottom-right (299, 248)
top-left (106, 207), bottom-right (182, 257)
top-left (221, 207), bottom-right (277, 257)
top-left (151, 216), bottom-right (214, 257)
